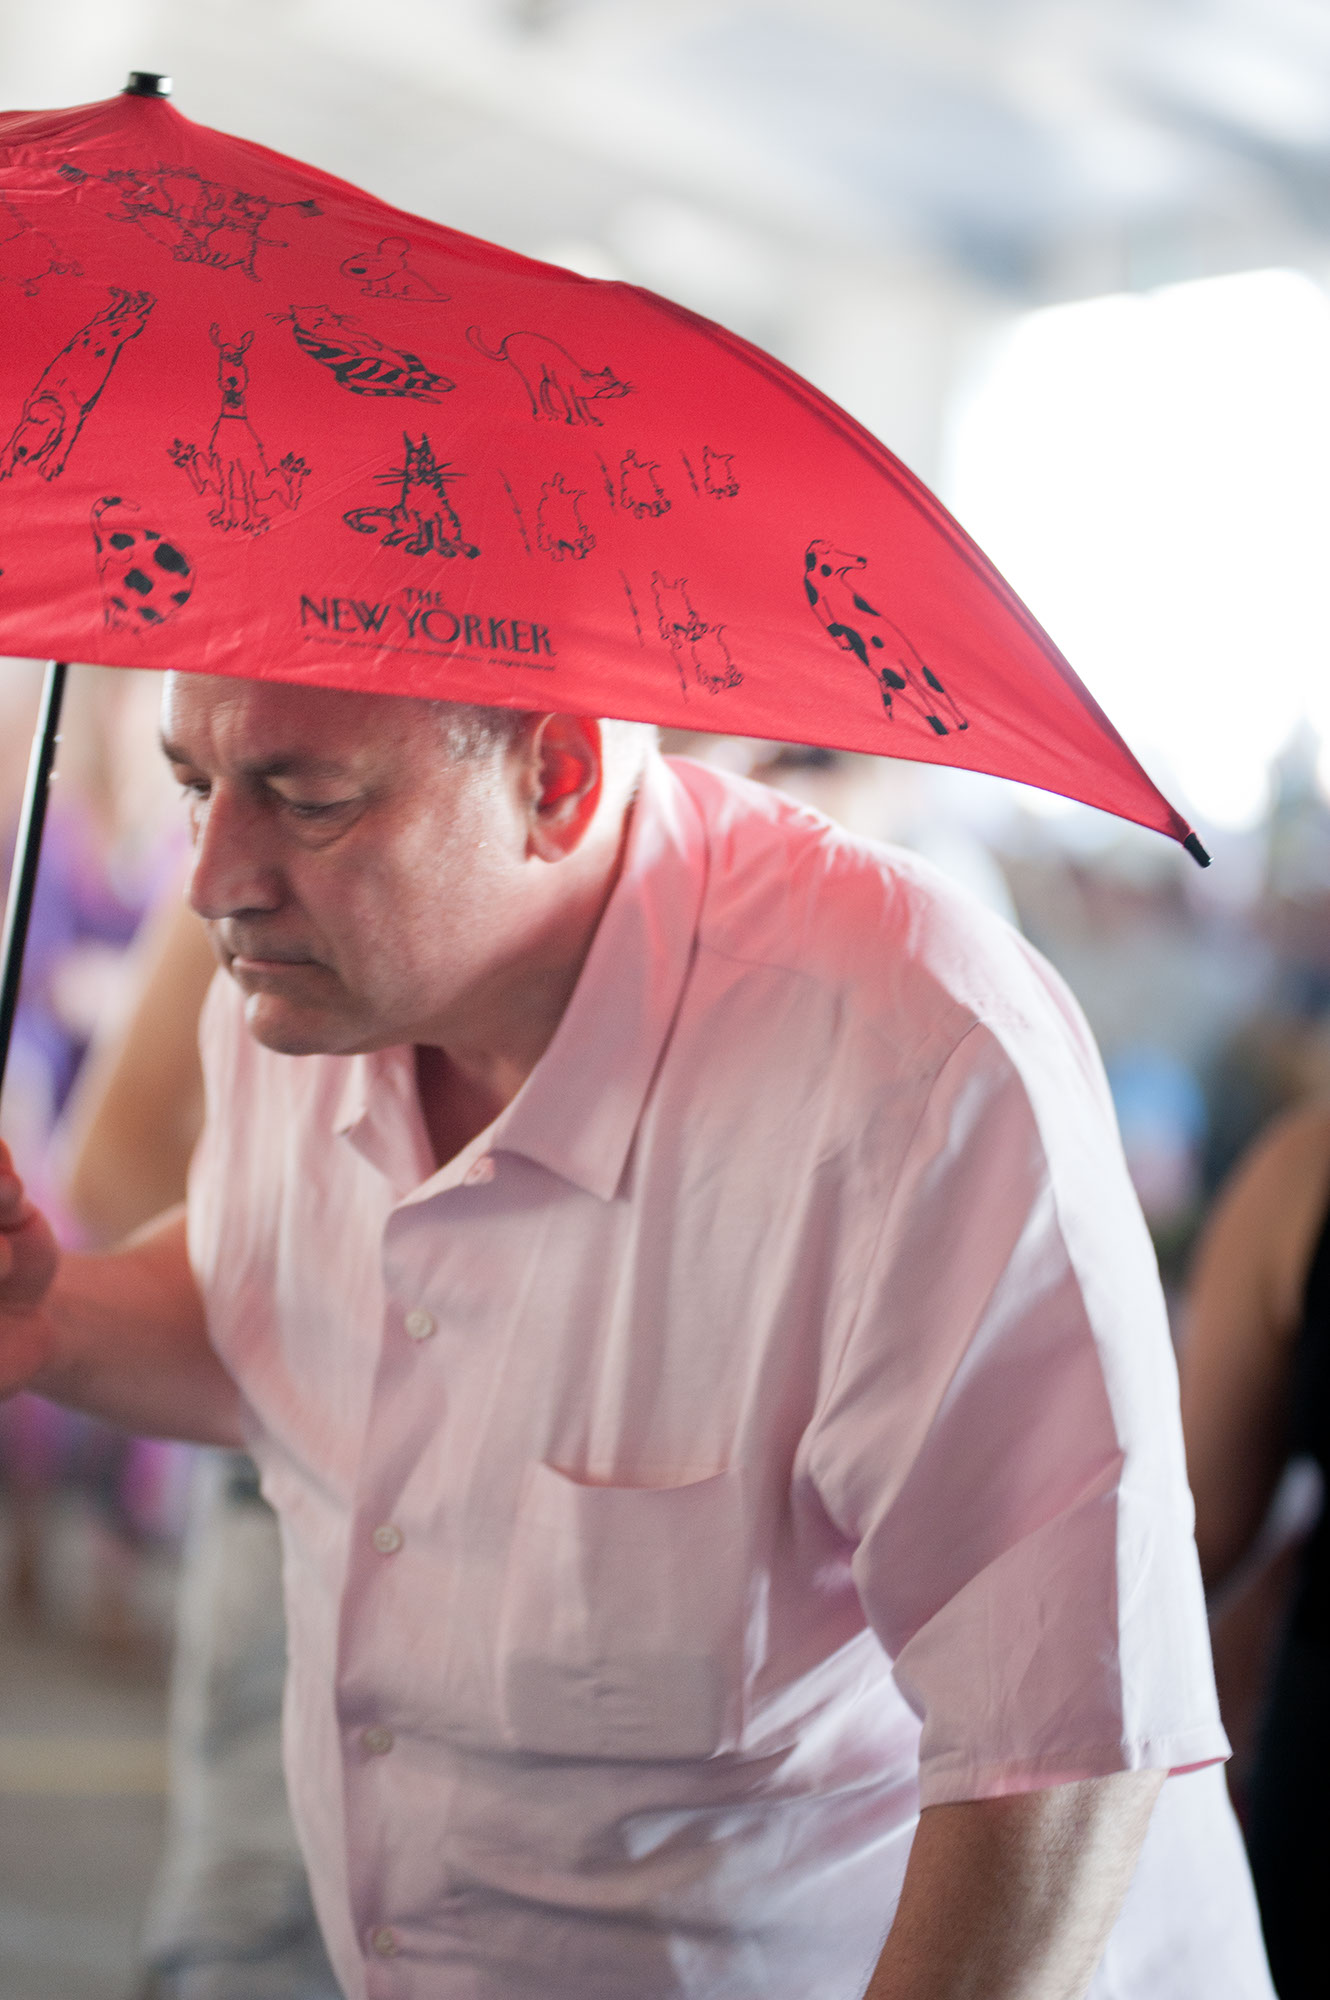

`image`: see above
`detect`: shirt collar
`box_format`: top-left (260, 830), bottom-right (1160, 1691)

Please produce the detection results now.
top-left (490, 752), bottom-right (707, 1202)
top-left (332, 1039), bottom-right (435, 1197)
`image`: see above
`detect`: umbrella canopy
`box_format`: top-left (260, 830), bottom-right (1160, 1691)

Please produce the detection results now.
top-left (0, 77), bottom-right (1203, 857)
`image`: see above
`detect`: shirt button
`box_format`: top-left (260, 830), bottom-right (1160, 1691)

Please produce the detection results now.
top-left (463, 1154), bottom-right (495, 1186)
top-left (371, 1523), bottom-right (403, 1555)
top-left (370, 1925), bottom-right (399, 1957)
top-left (403, 1307), bottom-right (435, 1342)
top-left (363, 1725), bottom-right (394, 1756)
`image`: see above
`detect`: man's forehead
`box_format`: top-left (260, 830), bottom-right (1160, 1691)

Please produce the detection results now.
top-left (161, 671), bottom-right (424, 769)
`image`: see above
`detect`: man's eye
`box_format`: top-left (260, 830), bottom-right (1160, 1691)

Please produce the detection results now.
top-left (285, 797), bottom-right (354, 820)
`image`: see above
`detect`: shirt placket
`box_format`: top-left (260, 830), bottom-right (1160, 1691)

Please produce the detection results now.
top-left (336, 1148), bottom-right (498, 1991)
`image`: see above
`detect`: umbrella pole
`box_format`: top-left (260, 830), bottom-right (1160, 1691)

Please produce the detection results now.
top-left (0, 661), bottom-right (69, 1106)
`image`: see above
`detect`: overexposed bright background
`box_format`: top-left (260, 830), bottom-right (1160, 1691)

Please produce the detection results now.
top-left (946, 267), bottom-right (1330, 832)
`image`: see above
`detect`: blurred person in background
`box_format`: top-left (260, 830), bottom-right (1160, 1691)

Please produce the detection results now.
top-left (1182, 1098), bottom-right (1330, 2000)
top-left (0, 664), bottom-right (188, 1633)
top-left (61, 894), bottom-right (339, 2000)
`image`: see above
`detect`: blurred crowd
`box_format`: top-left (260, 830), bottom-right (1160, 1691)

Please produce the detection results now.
top-left (2, 667), bottom-right (1329, 1994)
top-left (0, 662), bottom-right (195, 1639)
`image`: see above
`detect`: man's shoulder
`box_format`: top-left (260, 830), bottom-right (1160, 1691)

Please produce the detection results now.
top-left (668, 758), bottom-right (1070, 1062)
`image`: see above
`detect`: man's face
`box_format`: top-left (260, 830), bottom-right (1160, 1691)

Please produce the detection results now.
top-left (161, 674), bottom-right (528, 1057)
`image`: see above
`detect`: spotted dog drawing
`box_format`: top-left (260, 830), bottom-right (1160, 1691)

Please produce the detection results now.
top-left (619, 450), bottom-right (670, 519)
top-left (102, 166), bottom-right (319, 280)
top-left (91, 497), bottom-right (193, 632)
top-left (170, 326), bottom-right (309, 536)
top-left (0, 288), bottom-right (155, 482)
top-left (467, 328), bottom-right (631, 427)
top-left (537, 474), bottom-right (595, 560)
top-left (804, 538), bottom-right (967, 736)
top-left (703, 447), bottom-right (738, 498)
top-left (280, 305), bottom-right (453, 399)
top-left (652, 572), bottom-right (743, 695)
top-left (0, 194), bottom-right (80, 295)
top-left (344, 434), bottom-right (479, 558)
top-left (340, 237), bottom-right (448, 301)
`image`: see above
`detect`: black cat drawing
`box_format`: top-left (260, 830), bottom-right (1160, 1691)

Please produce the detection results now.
top-left (466, 328), bottom-right (631, 427)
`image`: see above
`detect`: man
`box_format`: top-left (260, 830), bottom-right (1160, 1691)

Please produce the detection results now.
top-left (0, 675), bottom-right (1270, 1999)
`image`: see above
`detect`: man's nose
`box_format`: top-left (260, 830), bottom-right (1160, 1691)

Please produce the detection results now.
top-left (188, 783), bottom-right (283, 920)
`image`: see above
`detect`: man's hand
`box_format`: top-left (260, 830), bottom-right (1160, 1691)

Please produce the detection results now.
top-left (864, 1769), bottom-right (1165, 2000)
top-left (0, 1138), bottom-right (242, 1447)
top-left (0, 1141), bottom-right (60, 1396)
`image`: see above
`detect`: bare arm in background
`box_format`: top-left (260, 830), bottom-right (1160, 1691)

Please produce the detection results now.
top-left (59, 894), bottom-right (218, 1244)
top-left (0, 896), bottom-right (239, 1445)
top-left (1181, 1100), bottom-right (1330, 1589)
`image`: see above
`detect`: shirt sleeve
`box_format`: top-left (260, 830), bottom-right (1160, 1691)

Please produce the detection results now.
top-left (185, 966), bottom-right (231, 1293)
top-left (186, 970), bottom-right (270, 1457)
top-left (806, 978), bottom-right (1229, 1808)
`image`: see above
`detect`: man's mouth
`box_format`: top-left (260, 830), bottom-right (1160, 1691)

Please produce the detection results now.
top-left (231, 953), bottom-right (315, 970)
top-left (224, 944), bottom-right (324, 979)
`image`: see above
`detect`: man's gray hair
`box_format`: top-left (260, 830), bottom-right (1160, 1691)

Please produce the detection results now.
top-left (431, 701), bottom-right (656, 774)
top-left (430, 701), bottom-right (529, 760)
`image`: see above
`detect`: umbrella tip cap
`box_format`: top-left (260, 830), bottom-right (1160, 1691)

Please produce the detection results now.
top-left (124, 71), bottom-right (172, 98)
top-left (1183, 831), bottom-right (1211, 868)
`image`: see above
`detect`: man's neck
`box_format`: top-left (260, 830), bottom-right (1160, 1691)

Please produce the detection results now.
top-left (414, 1045), bottom-right (511, 1169)
top-left (412, 799), bottom-right (636, 1169)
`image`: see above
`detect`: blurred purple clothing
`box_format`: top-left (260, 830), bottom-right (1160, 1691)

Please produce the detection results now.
top-left (4, 796), bottom-right (175, 1127)
top-left (0, 794), bottom-right (187, 1540)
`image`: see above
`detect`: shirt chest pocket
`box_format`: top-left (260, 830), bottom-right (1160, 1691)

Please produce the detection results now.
top-left (497, 1462), bottom-right (748, 1762)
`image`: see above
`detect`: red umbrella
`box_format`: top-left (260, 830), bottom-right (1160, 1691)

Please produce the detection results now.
top-left (0, 73), bottom-right (1206, 1088)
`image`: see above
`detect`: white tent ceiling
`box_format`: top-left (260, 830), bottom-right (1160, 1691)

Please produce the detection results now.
top-left (3, 2), bottom-right (1327, 478)
top-left (6, 1), bottom-right (1329, 288)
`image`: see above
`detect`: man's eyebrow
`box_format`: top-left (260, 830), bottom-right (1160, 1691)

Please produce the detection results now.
top-left (158, 736), bottom-right (354, 780)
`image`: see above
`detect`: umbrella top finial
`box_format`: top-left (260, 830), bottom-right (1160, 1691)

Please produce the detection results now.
top-left (123, 71), bottom-right (172, 98)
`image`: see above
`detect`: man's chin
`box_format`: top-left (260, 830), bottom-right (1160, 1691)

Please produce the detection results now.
top-left (241, 991), bottom-right (360, 1058)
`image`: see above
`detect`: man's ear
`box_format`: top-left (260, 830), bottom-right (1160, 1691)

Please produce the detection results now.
top-left (524, 714), bottom-right (603, 861)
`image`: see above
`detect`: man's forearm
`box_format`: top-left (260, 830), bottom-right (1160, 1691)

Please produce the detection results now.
top-left (32, 1206), bottom-right (245, 1446)
top-left (863, 1770), bottom-right (1164, 2000)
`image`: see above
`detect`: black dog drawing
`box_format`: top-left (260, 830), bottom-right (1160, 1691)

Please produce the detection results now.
top-left (804, 538), bottom-right (968, 736)
top-left (652, 573), bottom-right (743, 695)
top-left (619, 449), bottom-right (670, 519)
top-left (102, 166), bottom-right (319, 280)
top-left (0, 288), bottom-right (155, 482)
top-left (0, 194), bottom-right (81, 296)
top-left (340, 237), bottom-right (448, 301)
top-left (91, 497), bottom-right (194, 632)
top-left (703, 446), bottom-right (738, 498)
top-left (170, 326), bottom-right (309, 535)
top-left (536, 474), bottom-right (595, 560)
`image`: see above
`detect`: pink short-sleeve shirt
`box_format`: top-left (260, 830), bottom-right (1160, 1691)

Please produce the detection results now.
top-left (189, 753), bottom-right (1272, 2000)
